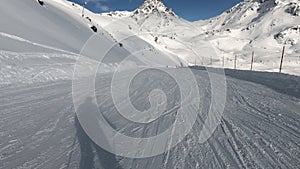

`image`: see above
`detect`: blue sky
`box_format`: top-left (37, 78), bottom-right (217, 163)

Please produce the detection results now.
top-left (68, 0), bottom-right (243, 21)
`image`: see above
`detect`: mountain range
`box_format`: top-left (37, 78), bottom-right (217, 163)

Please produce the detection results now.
top-left (0, 0), bottom-right (299, 76)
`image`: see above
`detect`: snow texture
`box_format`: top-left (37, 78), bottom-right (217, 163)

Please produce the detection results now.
top-left (0, 0), bottom-right (299, 169)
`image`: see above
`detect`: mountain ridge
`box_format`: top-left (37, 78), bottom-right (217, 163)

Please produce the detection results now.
top-left (101, 0), bottom-right (300, 74)
top-left (133, 0), bottom-right (176, 16)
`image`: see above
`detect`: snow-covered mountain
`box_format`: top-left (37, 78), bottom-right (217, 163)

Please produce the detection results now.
top-left (98, 0), bottom-right (300, 75)
top-left (194, 0), bottom-right (300, 74)
top-left (133, 0), bottom-right (175, 16)
top-left (96, 0), bottom-right (207, 66)
top-left (0, 0), bottom-right (299, 83)
top-left (0, 0), bottom-right (179, 84)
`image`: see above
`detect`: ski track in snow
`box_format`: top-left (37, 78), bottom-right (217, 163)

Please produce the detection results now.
top-left (0, 32), bottom-right (79, 55)
top-left (0, 51), bottom-right (77, 85)
top-left (0, 68), bottom-right (299, 169)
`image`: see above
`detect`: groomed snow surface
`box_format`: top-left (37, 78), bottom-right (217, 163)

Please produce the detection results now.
top-left (0, 68), bottom-right (299, 169)
top-left (0, 0), bottom-right (299, 169)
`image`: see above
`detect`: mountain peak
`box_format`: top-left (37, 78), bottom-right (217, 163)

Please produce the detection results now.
top-left (133, 0), bottom-right (176, 16)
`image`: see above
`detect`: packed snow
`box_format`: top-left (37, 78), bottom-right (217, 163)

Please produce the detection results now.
top-left (1, 68), bottom-right (299, 169)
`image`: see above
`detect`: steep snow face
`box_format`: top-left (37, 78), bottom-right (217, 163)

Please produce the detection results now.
top-left (0, 0), bottom-right (94, 53)
top-left (193, 0), bottom-right (300, 75)
top-left (101, 11), bottom-right (133, 18)
top-left (275, 25), bottom-right (300, 45)
top-left (131, 0), bottom-right (180, 29)
top-left (195, 0), bottom-right (299, 30)
top-left (0, 0), bottom-right (126, 84)
top-left (0, 0), bottom-right (181, 84)
top-left (133, 0), bottom-right (175, 17)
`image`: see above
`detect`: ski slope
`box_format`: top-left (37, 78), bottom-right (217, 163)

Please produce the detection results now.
top-left (0, 68), bottom-right (299, 169)
top-left (0, 0), bottom-right (299, 168)
top-left (0, 0), bottom-right (180, 85)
